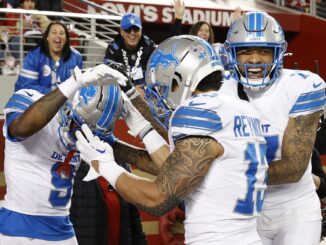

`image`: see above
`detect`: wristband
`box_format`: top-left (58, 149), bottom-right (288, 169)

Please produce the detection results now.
top-left (99, 161), bottom-right (128, 189)
top-left (126, 86), bottom-right (140, 100)
top-left (142, 129), bottom-right (168, 154)
top-left (139, 125), bottom-right (153, 140)
top-left (58, 76), bottom-right (79, 99)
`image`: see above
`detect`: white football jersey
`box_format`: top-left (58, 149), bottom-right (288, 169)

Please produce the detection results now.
top-left (220, 69), bottom-right (325, 229)
top-left (2, 89), bottom-right (80, 216)
top-left (168, 91), bottom-right (268, 244)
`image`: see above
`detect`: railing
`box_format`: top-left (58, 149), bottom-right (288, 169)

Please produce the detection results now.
top-left (0, 7), bottom-right (122, 74)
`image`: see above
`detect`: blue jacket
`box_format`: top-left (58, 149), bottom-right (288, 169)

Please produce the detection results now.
top-left (15, 46), bottom-right (83, 94)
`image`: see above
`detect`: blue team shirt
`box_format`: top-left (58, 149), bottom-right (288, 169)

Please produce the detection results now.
top-left (15, 46), bottom-right (83, 94)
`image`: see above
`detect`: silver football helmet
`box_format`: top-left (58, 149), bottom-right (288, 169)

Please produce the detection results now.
top-left (225, 12), bottom-right (288, 90)
top-left (145, 35), bottom-right (224, 129)
top-left (58, 83), bottom-right (123, 150)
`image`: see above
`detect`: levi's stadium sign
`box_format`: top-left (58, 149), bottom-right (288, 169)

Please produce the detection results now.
top-left (93, 1), bottom-right (237, 27)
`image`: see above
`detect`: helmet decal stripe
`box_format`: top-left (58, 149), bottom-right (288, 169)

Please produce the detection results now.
top-left (248, 12), bottom-right (264, 37)
top-left (256, 13), bottom-right (263, 37)
top-left (98, 85), bottom-right (120, 129)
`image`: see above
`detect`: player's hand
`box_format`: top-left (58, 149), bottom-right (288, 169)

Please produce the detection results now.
top-left (74, 64), bottom-right (128, 88)
top-left (106, 62), bottom-right (139, 99)
top-left (75, 124), bottom-right (114, 164)
top-left (76, 124), bottom-right (127, 187)
top-left (121, 92), bottom-right (152, 139)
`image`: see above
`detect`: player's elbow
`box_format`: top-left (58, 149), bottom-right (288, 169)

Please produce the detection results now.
top-left (291, 173), bottom-right (305, 183)
top-left (141, 195), bottom-right (180, 217)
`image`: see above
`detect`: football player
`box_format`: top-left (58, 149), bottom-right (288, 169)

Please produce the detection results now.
top-left (0, 64), bottom-right (127, 245)
top-left (222, 11), bottom-right (326, 245)
top-left (75, 36), bottom-right (269, 245)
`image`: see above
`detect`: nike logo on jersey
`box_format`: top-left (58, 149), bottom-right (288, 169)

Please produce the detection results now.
top-left (313, 82), bottom-right (323, 88)
top-left (25, 91), bottom-right (33, 97)
top-left (96, 149), bottom-right (106, 154)
top-left (189, 101), bottom-right (206, 107)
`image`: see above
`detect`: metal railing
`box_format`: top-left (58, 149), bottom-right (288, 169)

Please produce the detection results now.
top-left (0, 7), bottom-right (122, 74)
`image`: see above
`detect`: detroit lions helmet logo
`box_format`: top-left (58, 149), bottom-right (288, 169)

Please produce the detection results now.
top-left (79, 85), bottom-right (97, 105)
top-left (148, 42), bottom-right (180, 70)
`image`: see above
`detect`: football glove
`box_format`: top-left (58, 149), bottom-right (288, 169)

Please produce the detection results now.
top-left (121, 92), bottom-right (152, 139)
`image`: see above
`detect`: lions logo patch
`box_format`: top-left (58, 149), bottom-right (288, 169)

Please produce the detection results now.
top-left (42, 64), bottom-right (51, 77)
top-left (79, 85), bottom-right (97, 105)
top-left (148, 42), bottom-right (180, 70)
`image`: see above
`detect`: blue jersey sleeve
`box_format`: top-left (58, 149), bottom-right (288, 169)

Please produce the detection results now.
top-left (171, 105), bottom-right (223, 142)
top-left (5, 92), bottom-right (35, 113)
top-left (3, 90), bottom-right (39, 141)
top-left (15, 48), bottom-right (53, 94)
top-left (15, 49), bottom-right (51, 94)
top-left (288, 71), bottom-right (326, 117)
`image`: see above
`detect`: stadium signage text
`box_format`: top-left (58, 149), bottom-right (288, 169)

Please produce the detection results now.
top-left (97, 1), bottom-right (236, 27)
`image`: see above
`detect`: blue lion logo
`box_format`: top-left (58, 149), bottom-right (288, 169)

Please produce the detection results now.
top-left (149, 42), bottom-right (180, 70)
top-left (79, 85), bottom-right (97, 105)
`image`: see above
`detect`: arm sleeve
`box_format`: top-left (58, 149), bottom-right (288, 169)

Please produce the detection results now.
top-left (104, 43), bottom-right (115, 63)
top-left (168, 18), bottom-right (183, 38)
top-left (14, 51), bottom-right (50, 94)
top-left (77, 53), bottom-right (83, 69)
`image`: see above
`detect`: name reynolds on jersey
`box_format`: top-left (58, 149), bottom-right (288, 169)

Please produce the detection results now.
top-left (233, 115), bottom-right (264, 138)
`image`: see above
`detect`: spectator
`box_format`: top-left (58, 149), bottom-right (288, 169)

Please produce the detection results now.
top-left (104, 13), bottom-right (156, 96)
top-left (14, 21), bottom-right (83, 94)
top-left (6, 0), bottom-right (19, 8)
top-left (171, 1), bottom-right (242, 70)
top-left (6, 0), bottom-right (51, 59)
top-left (70, 161), bottom-right (147, 245)
top-left (36, 0), bottom-right (63, 20)
top-left (312, 148), bottom-right (326, 199)
top-left (188, 21), bottom-right (214, 43)
top-left (0, 0), bottom-right (8, 68)
top-left (315, 107), bottom-right (326, 154)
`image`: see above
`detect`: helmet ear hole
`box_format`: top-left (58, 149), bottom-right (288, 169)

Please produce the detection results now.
top-left (171, 71), bottom-right (182, 92)
top-left (171, 78), bottom-right (179, 92)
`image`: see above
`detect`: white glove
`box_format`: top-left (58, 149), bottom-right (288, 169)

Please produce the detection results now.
top-left (121, 92), bottom-right (152, 139)
top-left (75, 124), bottom-right (126, 187)
top-left (58, 64), bottom-right (128, 99)
top-left (77, 64), bottom-right (128, 88)
top-left (76, 124), bottom-right (114, 164)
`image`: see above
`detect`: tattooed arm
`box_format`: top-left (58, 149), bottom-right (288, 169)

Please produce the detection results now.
top-left (131, 95), bottom-right (169, 142)
top-left (9, 89), bottom-right (67, 138)
top-left (114, 136), bottom-right (222, 216)
top-left (112, 139), bottom-right (168, 175)
top-left (268, 110), bottom-right (322, 185)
